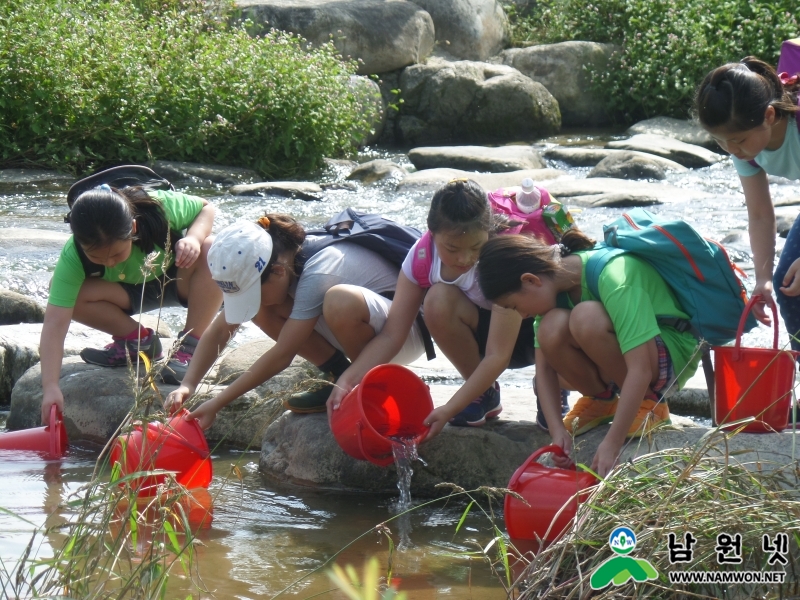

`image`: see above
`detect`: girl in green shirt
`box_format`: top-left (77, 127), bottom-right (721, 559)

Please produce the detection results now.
top-left (40, 185), bottom-right (221, 425)
top-left (477, 232), bottom-right (699, 478)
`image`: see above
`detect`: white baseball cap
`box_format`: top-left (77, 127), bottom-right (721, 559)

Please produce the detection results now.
top-left (208, 221), bottom-right (274, 324)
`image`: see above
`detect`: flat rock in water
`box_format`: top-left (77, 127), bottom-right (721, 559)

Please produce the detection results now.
top-left (587, 151), bottom-right (668, 180)
top-left (151, 160), bottom-right (259, 186)
top-left (408, 145), bottom-right (545, 172)
top-left (0, 289), bottom-right (44, 325)
top-left (775, 207), bottom-right (798, 238)
top-left (606, 134), bottom-right (723, 168)
top-left (545, 178), bottom-right (696, 206)
top-left (626, 116), bottom-right (717, 150)
top-left (545, 147), bottom-right (686, 171)
top-left (346, 159), bottom-right (407, 184)
top-left (397, 168), bottom-right (564, 192)
top-left (228, 181), bottom-right (324, 201)
top-left (0, 317), bottom-right (172, 406)
top-left (774, 196), bottom-right (800, 207)
top-left (0, 169), bottom-right (73, 193)
top-left (0, 228), bottom-right (70, 253)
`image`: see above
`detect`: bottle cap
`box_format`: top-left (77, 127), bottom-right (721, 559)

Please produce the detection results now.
top-left (521, 178), bottom-right (535, 193)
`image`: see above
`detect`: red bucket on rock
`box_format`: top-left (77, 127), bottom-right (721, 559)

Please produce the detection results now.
top-left (110, 409), bottom-right (212, 496)
top-left (713, 295), bottom-right (798, 433)
top-left (0, 405), bottom-right (68, 459)
top-left (330, 364), bottom-right (432, 467)
top-left (504, 445), bottom-right (596, 547)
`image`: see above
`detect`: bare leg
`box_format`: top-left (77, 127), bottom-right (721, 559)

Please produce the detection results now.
top-left (72, 279), bottom-right (138, 337)
top-left (322, 285), bottom-right (376, 359)
top-left (422, 283), bottom-right (481, 379)
top-left (175, 237), bottom-right (223, 338)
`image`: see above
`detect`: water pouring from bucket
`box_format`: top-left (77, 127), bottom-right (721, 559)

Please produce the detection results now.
top-left (329, 364), bottom-right (433, 467)
top-left (504, 445), bottom-right (597, 551)
top-left (713, 295), bottom-right (799, 433)
top-left (0, 405), bottom-right (68, 459)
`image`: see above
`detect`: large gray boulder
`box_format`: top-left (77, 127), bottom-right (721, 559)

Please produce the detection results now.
top-left (0, 289), bottom-right (45, 325)
top-left (627, 116), bottom-right (717, 150)
top-left (410, 0), bottom-right (509, 61)
top-left (0, 169), bottom-right (73, 194)
top-left (0, 318), bottom-right (172, 406)
top-left (496, 42), bottom-right (617, 127)
top-left (544, 147), bottom-right (687, 171)
top-left (397, 167), bottom-right (564, 192)
top-left (408, 145), bottom-right (545, 172)
top-left (228, 181), bottom-right (324, 200)
top-left (347, 159), bottom-right (407, 183)
top-left (545, 177), bottom-right (705, 207)
top-left (606, 134), bottom-right (724, 168)
top-left (151, 160), bottom-right (259, 186)
top-left (397, 59), bottom-right (561, 145)
top-left (587, 152), bottom-right (668, 181)
top-left (235, 0), bottom-right (435, 75)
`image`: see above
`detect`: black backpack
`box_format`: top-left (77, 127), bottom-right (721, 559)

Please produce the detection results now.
top-left (65, 165), bottom-right (180, 278)
top-left (296, 208), bottom-right (436, 360)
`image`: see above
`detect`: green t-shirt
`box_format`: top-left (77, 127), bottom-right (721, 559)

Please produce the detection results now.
top-left (534, 250), bottom-right (700, 389)
top-left (48, 190), bottom-right (205, 308)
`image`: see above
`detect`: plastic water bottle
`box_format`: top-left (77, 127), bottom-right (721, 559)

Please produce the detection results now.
top-left (515, 178), bottom-right (541, 213)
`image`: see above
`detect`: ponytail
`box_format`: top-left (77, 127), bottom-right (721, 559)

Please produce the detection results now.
top-left (477, 229), bottom-right (595, 301)
top-left (256, 213), bottom-right (306, 282)
top-left (696, 56), bottom-right (800, 131)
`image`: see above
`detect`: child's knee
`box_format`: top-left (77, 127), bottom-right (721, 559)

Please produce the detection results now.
top-left (538, 309), bottom-right (570, 351)
top-left (568, 301), bottom-right (610, 342)
top-left (422, 283), bottom-right (459, 324)
top-left (323, 285), bottom-right (367, 327)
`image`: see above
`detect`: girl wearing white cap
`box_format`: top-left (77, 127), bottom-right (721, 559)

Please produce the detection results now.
top-left (165, 215), bottom-right (427, 429)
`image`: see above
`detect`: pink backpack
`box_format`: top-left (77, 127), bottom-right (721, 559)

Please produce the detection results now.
top-left (410, 186), bottom-right (559, 288)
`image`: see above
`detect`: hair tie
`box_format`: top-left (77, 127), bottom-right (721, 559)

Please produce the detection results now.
top-left (551, 243), bottom-right (569, 258)
top-left (258, 216), bottom-right (271, 230)
top-left (447, 178), bottom-right (469, 184)
top-left (98, 183), bottom-right (112, 192)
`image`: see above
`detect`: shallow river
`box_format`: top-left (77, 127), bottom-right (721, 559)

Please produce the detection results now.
top-left (0, 131), bottom-right (796, 596)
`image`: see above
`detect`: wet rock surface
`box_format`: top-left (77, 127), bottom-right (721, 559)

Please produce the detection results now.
top-left (587, 152), bottom-right (668, 180)
top-left (346, 159), bottom-right (407, 184)
top-left (228, 181), bottom-right (324, 200)
top-left (545, 177), bottom-right (700, 206)
top-left (397, 167), bottom-right (563, 191)
top-left (606, 134), bottom-right (724, 168)
top-left (626, 116), bottom-right (717, 150)
top-left (408, 145), bottom-right (545, 172)
top-left (151, 160), bottom-right (259, 186)
top-left (0, 289), bottom-right (45, 325)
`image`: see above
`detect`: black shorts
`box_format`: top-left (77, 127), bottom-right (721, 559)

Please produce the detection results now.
top-left (121, 264), bottom-right (187, 315)
top-left (475, 307), bottom-right (535, 369)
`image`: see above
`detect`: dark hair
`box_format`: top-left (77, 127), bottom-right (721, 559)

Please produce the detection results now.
top-left (477, 229), bottom-right (595, 301)
top-left (69, 186), bottom-right (170, 253)
top-left (695, 56), bottom-right (800, 131)
top-left (256, 214), bottom-right (306, 283)
top-left (427, 179), bottom-right (509, 234)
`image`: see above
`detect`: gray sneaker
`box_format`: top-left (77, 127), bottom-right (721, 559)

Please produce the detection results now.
top-left (160, 332), bottom-right (199, 385)
top-left (81, 328), bottom-right (163, 367)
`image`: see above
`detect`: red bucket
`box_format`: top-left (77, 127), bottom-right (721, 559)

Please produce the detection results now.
top-left (110, 409), bottom-right (213, 496)
top-left (330, 364), bottom-right (432, 466)
top-left (504, 445), bottom-right (596, 546)
top-left (713, 295), bottom-right (798, 433)
top-left (0, 405), bottom-right (68, 459)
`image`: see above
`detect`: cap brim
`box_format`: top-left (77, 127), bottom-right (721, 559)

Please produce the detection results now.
top-left (221, 279), bottom-right (261, 325)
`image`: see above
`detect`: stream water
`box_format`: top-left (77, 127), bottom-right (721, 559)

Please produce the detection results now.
top-left (0, 131), bottom-right (796, 596)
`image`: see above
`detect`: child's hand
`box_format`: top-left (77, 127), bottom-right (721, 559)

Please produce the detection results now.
top-left (422, 406), bottom-right (451, 441)
top-left (174, 236), bottom-right (202, 269)
top-left (187, 399), bottom-right (220, 430)
top-left (550, 427), bottom-right (574, 468)
top-left (41, 385), bottom-right (64, 426)
top-left (780, 258), bottom-right (800, 297)
top-left (750, 282), bottom-right (775, 325)
top-left (165, 385), bottom-right (193, 414)
top-left (591, 438), bottom-right (622, 478)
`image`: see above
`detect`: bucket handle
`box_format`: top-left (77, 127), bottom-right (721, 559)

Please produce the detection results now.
top-left (509, 444), bottom-right (573, 488)
top-left (733, 295), bottom-right (778, 360)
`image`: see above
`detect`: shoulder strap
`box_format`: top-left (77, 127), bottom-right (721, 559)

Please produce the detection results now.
top-left (410, 231), bottom-right (434, 288)
top-left (584, 246), bottom-right (627, 299)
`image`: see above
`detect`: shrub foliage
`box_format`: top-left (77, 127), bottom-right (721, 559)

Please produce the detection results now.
top-left (508, 0), bottom-right (800, 122)
top-left (0, 0), bottom-right (368, 177)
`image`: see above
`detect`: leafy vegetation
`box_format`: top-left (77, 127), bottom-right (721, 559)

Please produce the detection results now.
top-left (0, 0), bottom-right (370, 178)
top-left (504, 0), bottom-right (800, 122)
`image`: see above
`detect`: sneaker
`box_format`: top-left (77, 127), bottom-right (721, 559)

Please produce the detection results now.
top-left (160, 333), bottom-right (199, 385)
top-left (80, 328), bottom-right (163, 367)
top-left (480, 382), bottom-right (502, 420)
top-left (626, 398), bottom-right (671, 438)
top-left (449, 400), bottom-right (486, 427)
top-left (283, 376), bottom-right (335, 414)
top-left (536, 389), bottom-right (571, 432)
top-left (562, 394), bottom-right (619, 436)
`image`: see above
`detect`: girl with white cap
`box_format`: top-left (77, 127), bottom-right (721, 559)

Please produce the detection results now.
top-left (165, 215), bottom-right (427, 429)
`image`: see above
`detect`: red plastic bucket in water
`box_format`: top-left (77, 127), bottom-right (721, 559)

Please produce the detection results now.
top-left (330, 364), bottom-right (432, 466)
top-left (110, 409), bottom-right (212, 496)
top-left (0, 405), bottom-right (68, 459)
top-left (504, 445), bottom-right (596, 547)
top-left (713, 295), bottom-right (798, 433)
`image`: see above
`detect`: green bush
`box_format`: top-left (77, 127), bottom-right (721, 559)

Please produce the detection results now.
top-left (0, 0), bottom-right (369, 177)
top-left (509, 0), bottom-right (800, 122)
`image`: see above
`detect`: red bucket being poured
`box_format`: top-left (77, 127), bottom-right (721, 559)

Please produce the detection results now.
top-left (110, 409), bottom-right (212, 496)
top-left (504, 445), bottom-right (596, 548)
top-left (713, 295), bottom-right (799, 433)
top-left (0, 405), bottom-right (68, 459)
top-left (330, 364), bottom-right (432, 466)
